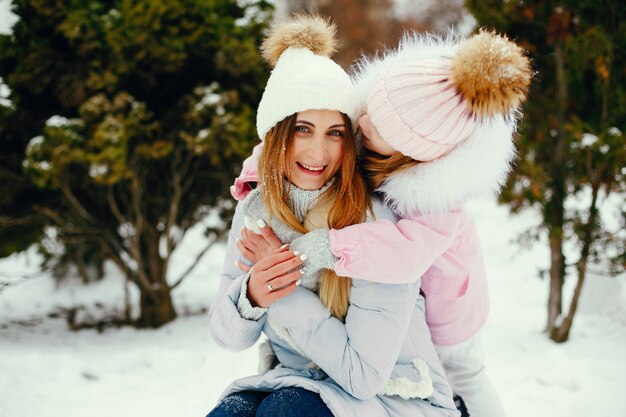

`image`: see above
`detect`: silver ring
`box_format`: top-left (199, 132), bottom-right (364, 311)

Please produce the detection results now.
top-left (267, 282), bottom-right (274, 291)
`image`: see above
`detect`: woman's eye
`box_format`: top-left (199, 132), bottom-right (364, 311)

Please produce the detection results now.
top-left (294, 125), bottom-right (310, 134)
top-left (328, 129), bottom-right (344, 138)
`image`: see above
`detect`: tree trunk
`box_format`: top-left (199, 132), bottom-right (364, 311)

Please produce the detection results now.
top-left (545, 40), bottom-right (568, 334)
top-left (549, 267), bottom-right (582, 343)
top-left (550, 156), bottom-right (603, 342)
top-left (75, 246), bottom-right (90, 284)
top-left (549, 205), bottom-right (595, 342)
top-left (137, 285), bottom-right (177, 328)
top-left (547, 232), bottom-right (564, 333)
top-left (136, 225), bottom-right (175, 328)
top-left (145, 224), bottom-right (166, 286)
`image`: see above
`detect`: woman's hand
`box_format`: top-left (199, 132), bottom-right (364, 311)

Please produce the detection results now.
top-left (236, 219), bottom-right (285, 272)
top-left (247, 246), bottom-right (307, 308)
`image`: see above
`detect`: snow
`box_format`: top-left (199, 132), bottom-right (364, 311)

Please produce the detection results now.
top-left (89, 163), bottom-right (109, 178)
top-left (0, 78), bottom-right (11, 107)
top-left (45, 115), bottom-right (73, 127)
top-left (194, 83), bottom-right (222, 112)
top-left (31, 161), bottom-right (51, 172)
top-left (0, 1), bottom-right (624, 415)
top-left (0, 0), bottom-right (17, 35)
top-left (580, 133), bottom-right (598, 147)
top-left (25, 136), bottom-right (44, 153)
top-left (1, 198), bottom-right (624, 417)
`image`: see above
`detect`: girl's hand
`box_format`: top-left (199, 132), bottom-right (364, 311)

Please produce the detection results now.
top-left (236, 219), bottom-right (285, 272)
top-left (247, 246), bottom-right (307, 308)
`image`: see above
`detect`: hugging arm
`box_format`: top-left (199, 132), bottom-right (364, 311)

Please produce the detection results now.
top-left (246, 212), bottom-right (460, 285)
top-left (288, 212), bottom-right (465, 284)
top-left (237, 192), bottom-right (462, 285)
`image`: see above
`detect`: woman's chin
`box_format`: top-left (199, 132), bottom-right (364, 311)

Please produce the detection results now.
top-left (291, 179), bottom-right (326, 190)
top-left (289, 173), bottom-right (330, 190)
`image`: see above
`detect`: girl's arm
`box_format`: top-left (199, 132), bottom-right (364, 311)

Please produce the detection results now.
top-left (287, 211), bottom-right (464, 284)
top-left (330, 212), bottom-right (463, 283)
top-left (268, 279), bottom-right (419, 400)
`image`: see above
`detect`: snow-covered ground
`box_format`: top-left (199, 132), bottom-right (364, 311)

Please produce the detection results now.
top-left (1, 3), bottom-right (625, 416)
top-left (1, 198), bottom-right (625, 417)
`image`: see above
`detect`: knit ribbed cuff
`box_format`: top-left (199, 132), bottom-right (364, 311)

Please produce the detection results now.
top-left (237, 271), bottom-right (267, 321)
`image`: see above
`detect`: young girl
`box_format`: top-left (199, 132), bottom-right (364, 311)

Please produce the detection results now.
top-left (235, 30), bottom-right (531, 417)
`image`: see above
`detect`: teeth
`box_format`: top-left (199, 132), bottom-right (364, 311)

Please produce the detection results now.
top-left (300, 163), bottom-right (324, 171)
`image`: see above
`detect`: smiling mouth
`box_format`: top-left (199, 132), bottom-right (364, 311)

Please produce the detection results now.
top-left (297, 162), bottom-right (327, 175)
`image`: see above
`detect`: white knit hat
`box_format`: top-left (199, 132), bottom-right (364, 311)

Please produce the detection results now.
top-left (357, 30), bottom-right (531, 162)
top-left (256, 15), bottom-right (359, 141)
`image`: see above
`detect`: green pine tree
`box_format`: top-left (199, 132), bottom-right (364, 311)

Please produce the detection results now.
top-left (0, 83), bottom-right (48, 258)
top-left (0, 0), bottom-right (272, 327)
top-left (466, 0), bottom-right (625, 342)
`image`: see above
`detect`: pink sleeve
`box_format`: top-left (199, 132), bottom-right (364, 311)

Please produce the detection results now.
top-left (329, 213), bottom-right (462, 284)
top-left (230, 142), bottom-right (263, 201)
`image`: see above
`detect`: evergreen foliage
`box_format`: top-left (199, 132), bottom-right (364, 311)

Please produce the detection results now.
top-left (466, 0), bottom-right (625, 342)
top-left (0, 0), bottom-right (272, 327)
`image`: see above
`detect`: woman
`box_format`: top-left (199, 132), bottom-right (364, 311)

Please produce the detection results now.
top-left (208, 15), bottom-right (459, 417)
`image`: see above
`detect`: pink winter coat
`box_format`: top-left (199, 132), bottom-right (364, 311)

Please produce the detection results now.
top-left (329, 209), bottom-right (489, 346)
top-left (230, 143), bottom-right (263, 200)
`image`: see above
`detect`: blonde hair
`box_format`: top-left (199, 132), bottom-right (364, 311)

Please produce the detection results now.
top-left (259, 113), bottom-right (371, 321)
top-left (362, 150), bottom-right (419, 190)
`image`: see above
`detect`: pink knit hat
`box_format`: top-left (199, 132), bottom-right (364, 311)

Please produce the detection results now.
top-left (364, 31), bottom-right (532, 162)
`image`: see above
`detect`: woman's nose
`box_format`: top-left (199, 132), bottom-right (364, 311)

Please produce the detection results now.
top-left (307, 134), bottom-right (328, 161)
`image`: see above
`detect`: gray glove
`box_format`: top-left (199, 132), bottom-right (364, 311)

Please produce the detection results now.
top-left (288, 228), bottom-right (338, 290)
top-left (242, 189), bottom-right (337, 291)
top-left (243, 189), bottom-right (303, 244)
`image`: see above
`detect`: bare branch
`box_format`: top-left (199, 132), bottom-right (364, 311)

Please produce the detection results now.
top-left (34, 205), bottom-right (126, 255)
top-left (33, 205), bottom-right (67, 226)
top-left (32, 206), bottom-right (152, 294)
top-left (169, 243), bottom-right (213, 290)
top-left (0, 215), bottom-right (41, 227)
top-left (107, 186), bottom-right (127, 225)
top-left (99, 242), bottom-right (154, 296)
top-left (60, 184), bottom-right (96, 223)
top-left (165, 151), bottom-right (183, 257)
top-left (126, 163), bottom-right (154, 294)
top-left (169, 230), bottom-right (222, 290)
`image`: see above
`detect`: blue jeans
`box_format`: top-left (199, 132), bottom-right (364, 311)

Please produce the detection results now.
top-left (206, 387), bottom-right (334, 417)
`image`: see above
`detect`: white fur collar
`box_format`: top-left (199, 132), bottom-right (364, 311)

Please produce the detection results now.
top-left (378, 115), bottom-right (518, 215)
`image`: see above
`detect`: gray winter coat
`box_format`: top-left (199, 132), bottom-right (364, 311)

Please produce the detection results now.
top-left (209, 195), bottom-right (460, 417)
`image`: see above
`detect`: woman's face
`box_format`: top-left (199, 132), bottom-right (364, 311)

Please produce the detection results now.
top-left (358, 113), bottom-right (395, 156)
top-left (287, 109), bottom-right (347, 190)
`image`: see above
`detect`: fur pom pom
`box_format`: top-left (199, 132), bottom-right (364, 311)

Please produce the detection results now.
top-left (451, 30), bottom-right (531, 117)
top-left (260, 14), bottom-right (337, 67)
